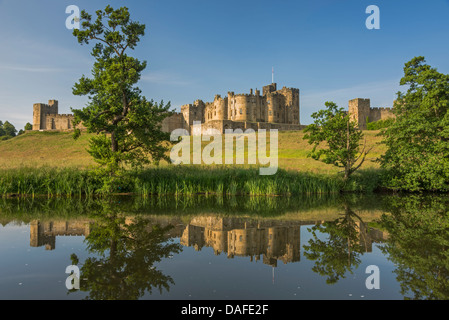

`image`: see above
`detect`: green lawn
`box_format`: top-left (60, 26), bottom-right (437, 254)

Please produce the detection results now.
top-left (0, 129), bottom-right (386, 173)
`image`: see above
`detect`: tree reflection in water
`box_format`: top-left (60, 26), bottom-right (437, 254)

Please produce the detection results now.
top-left (303, 200), bottom-right (370, 284)
top-left (1, 193), bottom-right (447, 299)
top-left (69, 200), bottom-right (182, 300)
top-left (378, 195), bottom-right (449, 300)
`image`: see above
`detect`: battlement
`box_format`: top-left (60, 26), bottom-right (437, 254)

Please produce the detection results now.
top-left (370, 107), bottom-right (393, 111)
top-left (47, 113), bottom-right (73, 117)
top-left (349, 98), bottom-right (370, 103)
top-left (233, 93), bottom-right (256, 98)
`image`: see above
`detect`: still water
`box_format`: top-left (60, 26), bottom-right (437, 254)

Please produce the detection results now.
top-left (0, 194), bottom-right (448, 300)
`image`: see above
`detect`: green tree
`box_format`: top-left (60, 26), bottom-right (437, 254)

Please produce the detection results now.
top-left (71, 5), bottom-right (173, 174)
top-left (303, 101), bottom-right (371, 180)
top-left (0, 121), bottom-right (4, 137)
top-left (2, 121), bottom-right (17, 137)
top-left (380, 57), bottom-right (449, 192)
top-left (24, 122), bottom-right (32, 131)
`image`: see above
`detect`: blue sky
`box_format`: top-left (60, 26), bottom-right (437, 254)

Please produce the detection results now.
top-left (1, 0), bottom-right (449, 130)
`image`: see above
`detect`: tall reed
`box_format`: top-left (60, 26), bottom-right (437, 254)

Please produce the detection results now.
top-left (1, 166), bottom-right (381, 197)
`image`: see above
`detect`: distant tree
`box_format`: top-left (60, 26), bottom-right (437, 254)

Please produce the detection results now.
top-left (71, 5), bottom-right (173, 175)
top-left (303, 102), bottom-right (372, 180)
top-left (24, 122), bottom-right (33, 131)
top-left (2, 121), bottom-right (17, 137)
top-left (0, 121), bottom-right (4, 137)
top-left (17, 129), bottom-right (25, 136)
top-left (380, 57), bottom-right (449, 191)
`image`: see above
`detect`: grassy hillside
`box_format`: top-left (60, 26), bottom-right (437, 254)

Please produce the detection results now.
top-left (0, 130), bottom-right (386, 173)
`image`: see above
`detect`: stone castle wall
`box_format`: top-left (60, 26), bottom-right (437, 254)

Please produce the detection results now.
top-left (180, 82), bottom-right (301, 134)
top-left (32, 100), bottom-right (84, 131)
top-left (348, 98), bottom-right (395, 130)
top-left (32, 83), bottom-right (301, 134)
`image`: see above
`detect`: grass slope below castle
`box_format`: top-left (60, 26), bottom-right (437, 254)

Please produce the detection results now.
top-left (0, 130), bottom-right (387, 196)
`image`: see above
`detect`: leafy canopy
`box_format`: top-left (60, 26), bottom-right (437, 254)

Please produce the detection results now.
top-left (380, 56), bottom-right (449, 191)
top-left (71, 5), bottom-right (173, 173)
top-left (303, 101), bottom-right (371, 180)
top-left (0, 121), bottom-right (17, 139)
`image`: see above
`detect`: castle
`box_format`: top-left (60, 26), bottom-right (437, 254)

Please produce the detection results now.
top-left (32, 100), bottom-right (78, 131)
top-left (348, 98), bottom-right (395, 130)
top-left (31, 85), bottom-right (395, 133)
top-left (163, 82), bottom-right (303, 134)
top-left (31, 83), bottom-right (303, 134)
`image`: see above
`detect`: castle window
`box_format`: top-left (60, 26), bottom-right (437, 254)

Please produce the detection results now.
top-left (239, 108), bottom-right (243, 115)
top-left (269, 111), bottom-right (272, 116)
top-left (214, 111), bottom-right (216, 116)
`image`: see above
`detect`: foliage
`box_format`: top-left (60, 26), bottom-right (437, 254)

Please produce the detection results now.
top-left (69, 201), bottom-right (182, 299)
top-left (380, 56), bottom-right (449, 191)
top-left (24, 122), bottom-right (32, 131)
top-left (378, 195), bottom-right (449, 299)
top-left (71, 5), bottom-right (173, 175)
top-left (303, 101), bottom-right (371, 180)
top-left (0, 120), bottom-right (17, 140)
top-left (0, 166), bottom-right (349, 196)
top-left (303, 201), bottom-right (369, 284)
top-left (366, 118), bottom-right (395, 130)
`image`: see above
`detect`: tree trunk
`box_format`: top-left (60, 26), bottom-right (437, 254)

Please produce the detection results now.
top-left (111, 131), bottom-right (118, 153)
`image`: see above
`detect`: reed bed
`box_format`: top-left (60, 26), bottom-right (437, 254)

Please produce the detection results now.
top-left (0, 166), bottom-right (381, 197)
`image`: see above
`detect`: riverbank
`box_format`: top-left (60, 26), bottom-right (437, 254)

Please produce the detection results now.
top-left (0, 166), bottom-right (384, 197)
top-left (0, 130), bottom-right (390, 197)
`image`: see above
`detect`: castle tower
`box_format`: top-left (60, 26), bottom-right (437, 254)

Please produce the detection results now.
top-left (32, 100), bottom-right (59, 130)
top-left (263, 83), bottom-right (277, 96)
top-left (33, 103), bottom-right (45, 130)
top-left (48, 99), bottom-right (58, 113)
top-left (348, 98), bottom-right (370, 130)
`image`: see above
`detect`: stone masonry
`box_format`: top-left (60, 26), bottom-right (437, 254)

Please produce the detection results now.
top-left (163, 82), bottom-right (304, 134)
top-left (348, 98), bottom-right (395, 130)
top-left (32, 100), bottom-right (77, 131)
top-left (32, 83), bottom-right (303, 134)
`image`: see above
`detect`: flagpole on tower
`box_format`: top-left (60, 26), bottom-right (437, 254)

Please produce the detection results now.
top-left (272, 67), bottom-right (274, 84)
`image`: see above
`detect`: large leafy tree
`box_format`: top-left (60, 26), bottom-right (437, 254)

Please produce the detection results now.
top-left (303, 102), bottom-right (371, 180)
top-left (380, 56), bottom-right (449, 192)
top-left (71, 6), bottom-right (173, 173)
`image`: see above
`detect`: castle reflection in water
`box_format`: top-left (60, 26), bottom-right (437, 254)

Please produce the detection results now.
top-left (29, 216), bottom-right (388, 268)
